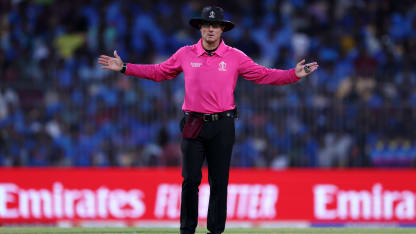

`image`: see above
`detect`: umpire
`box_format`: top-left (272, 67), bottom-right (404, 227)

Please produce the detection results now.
top-left (98, 5), bottom-right (318, 234)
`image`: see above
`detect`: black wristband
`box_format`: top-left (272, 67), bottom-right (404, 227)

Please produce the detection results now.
top-left (120, 63), bottom-right (127, 73)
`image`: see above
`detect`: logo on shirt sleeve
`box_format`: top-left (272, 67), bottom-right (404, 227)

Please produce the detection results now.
top-left (218, 61), bottom-right (227, 71)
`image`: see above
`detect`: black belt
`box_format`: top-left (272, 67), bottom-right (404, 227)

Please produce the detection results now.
top-left (184, 109), bottom-right (238, 122)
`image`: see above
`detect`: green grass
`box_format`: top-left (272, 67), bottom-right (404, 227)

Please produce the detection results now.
top-left (0, 228), bottom-right (415, 234)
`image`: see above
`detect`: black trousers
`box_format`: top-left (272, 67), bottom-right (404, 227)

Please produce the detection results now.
top-left (179, 116), bottom-right (235, 234)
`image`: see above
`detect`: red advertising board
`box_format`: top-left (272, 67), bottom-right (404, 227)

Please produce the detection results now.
top-left (1, 168), bottom-right (416, 225)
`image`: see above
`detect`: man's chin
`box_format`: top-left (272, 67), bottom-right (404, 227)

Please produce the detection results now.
top-left (205, 38), bottom-right (218, 43)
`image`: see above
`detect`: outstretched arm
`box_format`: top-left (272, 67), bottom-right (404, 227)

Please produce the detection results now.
top-left (239, 54), bottom-right (319, 85)
top-left (97, 49), bottom-right (183, 82)
top-left (98, 50), bottom-right (123, 72)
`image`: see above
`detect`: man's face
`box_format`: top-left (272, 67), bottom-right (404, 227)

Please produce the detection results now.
top-left (200, 22), bottom-right (224, 44)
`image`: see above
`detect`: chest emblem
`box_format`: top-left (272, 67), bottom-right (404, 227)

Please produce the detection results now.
top-left (218, 61), bottom-right (227, 71)
top-left (190, 62), bottom-right (202, 67)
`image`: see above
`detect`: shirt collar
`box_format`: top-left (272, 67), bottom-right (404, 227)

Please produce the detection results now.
top-left (195, 39), bottom-right (227, 57)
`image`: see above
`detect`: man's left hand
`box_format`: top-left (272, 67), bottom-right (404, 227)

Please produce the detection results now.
top-left (295, 59), bottom-right (319, 78)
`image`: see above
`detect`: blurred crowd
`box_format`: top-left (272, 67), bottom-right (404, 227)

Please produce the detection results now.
top-left (1, 0), bottom-right (416, 168)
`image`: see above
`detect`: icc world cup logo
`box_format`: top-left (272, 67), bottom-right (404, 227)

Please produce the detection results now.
top-left (218, 61), bottom-right (227, 71)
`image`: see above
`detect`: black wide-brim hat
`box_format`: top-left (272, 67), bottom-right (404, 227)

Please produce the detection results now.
top-left (189, 6), bottom-right (234, 32)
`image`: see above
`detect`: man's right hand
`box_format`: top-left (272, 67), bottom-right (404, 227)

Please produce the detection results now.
top-left (98, 50), bottom-right (124, 72)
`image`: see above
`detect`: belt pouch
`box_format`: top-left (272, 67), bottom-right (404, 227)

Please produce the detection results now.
top-left (182, 115), bottom-right (203, 139)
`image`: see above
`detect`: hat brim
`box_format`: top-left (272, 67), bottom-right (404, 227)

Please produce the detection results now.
top-left (189, 18), bottom-right (234, 32)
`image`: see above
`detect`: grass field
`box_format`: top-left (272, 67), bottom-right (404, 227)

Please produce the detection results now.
top-left (0, 228), bottom-right (415, 234)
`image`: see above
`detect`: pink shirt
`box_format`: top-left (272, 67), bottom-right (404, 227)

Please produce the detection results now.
top-left (125, 39), bottom-right (300, 113)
